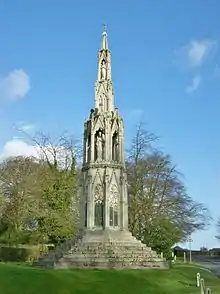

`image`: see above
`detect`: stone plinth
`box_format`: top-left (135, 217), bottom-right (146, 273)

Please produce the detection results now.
top-left (34, 229), bottom-right (167, 269)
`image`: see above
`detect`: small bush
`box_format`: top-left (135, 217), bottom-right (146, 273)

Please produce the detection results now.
top-left (0, 245), bottom-right (48, 263)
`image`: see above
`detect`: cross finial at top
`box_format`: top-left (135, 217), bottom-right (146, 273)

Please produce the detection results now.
top-left (101, 23), bottom-right (108, 50)
top-left (102, 23), bottom-right (107, 35)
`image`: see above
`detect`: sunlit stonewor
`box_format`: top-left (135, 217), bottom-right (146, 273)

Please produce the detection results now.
top-left (35, 29), bottom-right (166, 269)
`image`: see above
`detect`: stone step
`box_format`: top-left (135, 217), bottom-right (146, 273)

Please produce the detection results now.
top-left (35, 257), bottom-right (165, 270)
top-left (71, 245), bottom-right (154, 252)
top-left (61, 259), bottom-right (162, 265)
top-left (70, 253), bottom-right (158, 259)
top-left (73, 247), bottom-right (151, 252)
top-left (77, 242), bottom-right (147, 247)
top-left (61, 254), bottom-right (162, 262)
top-left (71, 249), bottom-right (158, 257)
top-left (69, 252), bottom-right (158, 258)
top-left (33, 234), bottom-right (166, 269)
top-left (56, 259), bottom-right (165, 269)
top-left (71, 246), bottom-right (154, 251)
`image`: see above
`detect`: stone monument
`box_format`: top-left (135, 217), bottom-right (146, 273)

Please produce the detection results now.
top-left (35, 28), bottom-right (166, 269)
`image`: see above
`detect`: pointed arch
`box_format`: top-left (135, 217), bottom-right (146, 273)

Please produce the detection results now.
top-left (94, 184), bottom-right (104, 227)
top-left (111, 118), bottom-right (119, 135)
top-left (86, 133), bottom-right (91, 162)
top-left (93, 115), bottom-right (105, 132)
top-left (92, 169), bottom-right (103, 186)
top-left (109, 168), bottom-right (120, 189)
top-left (109, 184), bottom-right (119, 227)
top-left (94, 184), bottom-right (104, 203)
top-left (94, 129), bottom-right (105, 161)
top-left (112, 131), bottom-right (119, 161)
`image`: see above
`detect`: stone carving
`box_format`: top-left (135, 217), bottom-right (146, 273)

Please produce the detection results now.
top-left (109, 185), bottom-right (119, 227)
top-left (95, 130), bottom-right (105, 161)
top-left (99, 96), bottom-right (103, 106)
top-left (86, 135), bottom-right (91, 162)
top-left (101, 59), bottom-right (107, 80)
top-left (99, 95), bottom-right (104, 112)
top-left (94, 184), bottom-right (104, 203)
top-left (112, 132), bottom-right (119, 161)
top-left (109, 185), bottom-right (119, 208)
top-left (94, 184), bottom-right (104, 227)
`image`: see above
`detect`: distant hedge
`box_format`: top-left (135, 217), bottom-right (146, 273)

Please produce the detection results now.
top-left (0, 245), bottom-right (50, 263)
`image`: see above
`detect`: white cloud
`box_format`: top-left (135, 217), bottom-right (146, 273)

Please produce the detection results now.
top-left (0, 139), bottom-right (38, 161)
top-left (0, 69), bottom-right (30, 100)
top-left (0, 139), bottom-right (75, 169)
top-left (175, 39), bottom-right (217, 68)
top-left (186, 75), bottom-right (201, 93)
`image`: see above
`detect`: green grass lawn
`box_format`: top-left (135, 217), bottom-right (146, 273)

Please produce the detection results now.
top-left (0, 263), bottom-right (219, 294)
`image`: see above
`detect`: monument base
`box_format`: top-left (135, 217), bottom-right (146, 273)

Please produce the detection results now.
top-left (34, 229), bottom-right (167, 269)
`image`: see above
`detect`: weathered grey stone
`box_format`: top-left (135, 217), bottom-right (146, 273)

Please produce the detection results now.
top-left (34, 28), bottom-right (166, 270)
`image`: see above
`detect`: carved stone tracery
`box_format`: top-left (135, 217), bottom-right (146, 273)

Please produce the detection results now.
top-left (109, 185), bottom-right (119, 208)
top-left (94, 184), bottom-right (104, 204)
top-left (94, 184), bottom-right (104, 227)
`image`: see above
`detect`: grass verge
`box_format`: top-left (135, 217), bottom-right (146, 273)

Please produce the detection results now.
top-left (0, 263), bottom-right (219, 294)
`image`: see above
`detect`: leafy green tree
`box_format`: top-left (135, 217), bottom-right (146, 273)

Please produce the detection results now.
top-left (0, 132), bottom-right (80, 245)
top-left (27, 132), bottom-right (80, 244)
top-left (0, 156), bottom-right (41, 244)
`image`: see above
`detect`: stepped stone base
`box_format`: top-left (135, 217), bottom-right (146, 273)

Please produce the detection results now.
top-left (34, 229), bottom-right (167, 269)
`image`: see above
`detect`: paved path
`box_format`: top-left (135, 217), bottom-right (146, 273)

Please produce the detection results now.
top-left (193, 256), bottom-right (220, 277)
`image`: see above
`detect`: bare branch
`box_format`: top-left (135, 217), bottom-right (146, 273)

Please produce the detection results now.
top-left (216, 218), bottom-right (220, 240)
top-left (127, 124), bottom-right (211, 251)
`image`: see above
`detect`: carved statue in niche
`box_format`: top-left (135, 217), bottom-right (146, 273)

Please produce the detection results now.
top-left (95, 130), bottom-right (105, 161)
top-left (112, 132), bottom-right (119, 161)
top-left (89, 108), bottom-right (94, 118)
top-left (100, 59), bottom-right (107, 80)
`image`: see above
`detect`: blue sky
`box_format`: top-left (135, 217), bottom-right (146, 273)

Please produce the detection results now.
top-left (0, 0), bottom-right (220, 249)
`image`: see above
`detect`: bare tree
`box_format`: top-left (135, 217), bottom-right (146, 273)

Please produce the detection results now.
top-left (216, 219), bottom-right (220, 240)
top-left (127, 123), bottom-right (211, 253)
top-left (126, 123), bottom-right (158, 237)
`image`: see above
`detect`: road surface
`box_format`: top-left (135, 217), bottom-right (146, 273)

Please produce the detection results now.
top-left (193, 256), bottom-right (220, 277)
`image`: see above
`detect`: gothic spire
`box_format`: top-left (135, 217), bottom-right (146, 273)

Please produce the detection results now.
top-left (95, 26), bottom-right (114, 112)
top-left (101, 25), bottom-right (108, 50)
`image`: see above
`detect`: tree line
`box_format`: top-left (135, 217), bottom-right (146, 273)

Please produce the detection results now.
top-left (0, 125), bottom-right (217, 255)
